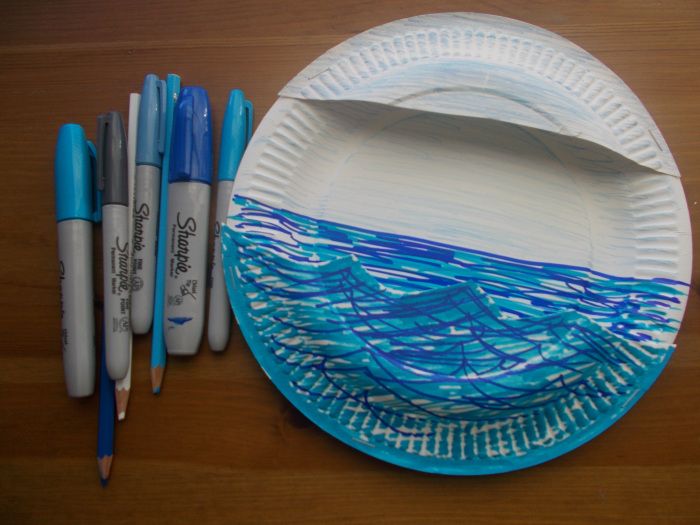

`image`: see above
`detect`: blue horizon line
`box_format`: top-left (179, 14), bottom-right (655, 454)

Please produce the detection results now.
top-left (232, 194), bottom-right (691, 288)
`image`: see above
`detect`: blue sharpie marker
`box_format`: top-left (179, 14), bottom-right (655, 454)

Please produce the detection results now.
top-left (164, 87), bottom-right (212, 355)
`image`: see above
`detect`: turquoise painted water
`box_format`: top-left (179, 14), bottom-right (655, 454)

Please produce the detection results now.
top-left (222, 195), bottom-right (686, 469)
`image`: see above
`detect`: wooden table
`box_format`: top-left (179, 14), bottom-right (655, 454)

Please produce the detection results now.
top-left (1, 1), bottom-right (698, 523)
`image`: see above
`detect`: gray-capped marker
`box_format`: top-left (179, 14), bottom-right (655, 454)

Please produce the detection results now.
top-left (54, 124), bottom-right (101, 397)
top-left (131, 74), bottom-right (166, 334)
top-left (207, 90), bottom-right (253, 351)
top-left (97, 112), bottom-right (131, 379)
top-left (164, 87), bottom-right (212, 356)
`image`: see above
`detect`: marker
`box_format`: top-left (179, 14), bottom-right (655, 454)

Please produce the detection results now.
top-left (207, 90), bottom-right (252, 351)
top-left (164, 87), bottom-right (212, 356)
top-left (131, 75), bottom-right (165, 335)
top-left (97, 112), bottom-right (131, 380)
top-left (54, 124), bottom-right (100, 397)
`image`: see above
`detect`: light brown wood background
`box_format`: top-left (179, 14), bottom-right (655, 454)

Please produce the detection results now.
top-left (1, 1), bottom-right (699, 523)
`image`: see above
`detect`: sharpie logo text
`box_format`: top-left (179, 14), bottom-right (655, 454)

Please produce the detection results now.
top-left (114, 237), bottom-right (130, 293)
top-left (58, 260), bottom-right (65, 322)
top-left (133, 202), bottom-right (150, 252)
top-left (173, 212), bottom-right (197, 277)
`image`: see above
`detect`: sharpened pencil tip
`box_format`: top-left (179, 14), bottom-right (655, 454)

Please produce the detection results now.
top-left (115, 387), bottom-right (130, 421)
top-left (150, 366), bottom-right (164, 394)
top-left (97, 455), bottom-right (113, 485)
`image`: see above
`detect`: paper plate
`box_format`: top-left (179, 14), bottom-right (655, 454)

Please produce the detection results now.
top-left (223, 13), bottom-right (691, 474)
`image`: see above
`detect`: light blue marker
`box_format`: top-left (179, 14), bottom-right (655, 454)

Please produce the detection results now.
top-left (131, 74), bottom-right (165, 334)
top-left (207, 90), bottom-right (253, 351)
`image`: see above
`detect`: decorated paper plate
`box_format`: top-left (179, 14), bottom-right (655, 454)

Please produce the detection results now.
top-left (222, 13), bottom-right (691, 474)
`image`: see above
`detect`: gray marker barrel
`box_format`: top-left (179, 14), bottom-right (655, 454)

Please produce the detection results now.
top-left (102, 204), bottom-right (131, 378)
top-left (164, 183), bottom-right (211, 355)
top-left (58, 220), bottom-right (95, 396)
top-left (97, 112), bottom-right (131, 380)
top-left (130, 164), bottom-right (160, 334)
top-left (163, 86), bottom-right (212, 356)
top-left (55, 124), bottom-right (98, 398)
top-left (207, 180), bottom-right (234, 351)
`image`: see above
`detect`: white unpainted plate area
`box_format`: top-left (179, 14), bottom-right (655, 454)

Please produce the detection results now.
top-left (231, 11), bottom-right (691, 316)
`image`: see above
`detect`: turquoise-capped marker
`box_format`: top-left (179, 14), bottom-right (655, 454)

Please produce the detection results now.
top-left (131, 74), bottom-right (166, 335)
top-left (151, 73), bottom-right (180, 393)
top-left (55, 124), bottom-right (101, 397)
top-left (207, 90), bottom-right (253, 351)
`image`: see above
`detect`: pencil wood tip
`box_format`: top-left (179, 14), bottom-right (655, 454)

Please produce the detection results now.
top-left (115, 387), bottom-right (130, 421)
top-left (97, 455), bottom-right (113, 484)
top-left (151, 366), bottom-right (164, 394)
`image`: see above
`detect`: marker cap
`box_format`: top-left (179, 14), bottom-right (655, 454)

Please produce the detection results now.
top-left (136, 74), bottom-right (166, 167)
top-left (218, 89), bottom-right (253, 182)
top-left (55, 124), bottom-right (100, 222)
top-left (97, 111), bottom-right (128, 206)
top-left (169, 86), bottom-right (212, 185)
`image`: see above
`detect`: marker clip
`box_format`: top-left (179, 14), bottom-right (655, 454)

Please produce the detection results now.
top-left (87, 140), bottom-right (102, 223)
top-left (96, 114), bottom-right (110, 194)
top-left (244, 99), bottom-right (254, 144)
top-left (156, 79), bottom-right (167, 155)
top-left (96, 111), bottom-right (128, 207)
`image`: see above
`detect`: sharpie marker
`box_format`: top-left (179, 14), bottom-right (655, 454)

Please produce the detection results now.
top-left (97, 112), bottom-right (131, 379)
top-left (131, 74), bottom-right (165, 334)
top-left (207, 90), bottom-right (252, 351)
top-left (164, 87), bottom-right (212, 356)
top-left (55, 124), bottom-right (100, 397)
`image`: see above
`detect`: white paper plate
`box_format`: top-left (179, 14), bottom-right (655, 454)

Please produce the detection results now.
top-left (223, 13), bottom-right (691, 474)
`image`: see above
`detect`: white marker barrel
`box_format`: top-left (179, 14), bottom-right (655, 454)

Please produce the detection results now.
top-left (207, 180), bottom-right (234, 351)
top-left (130, 164), bottom-right (160, 334)
top-left (58, 219), bottom-right (95, 397)
top-left (164, 182), bottom-right (211, 355)
top-left (102, 204), bottom-right (131, 379)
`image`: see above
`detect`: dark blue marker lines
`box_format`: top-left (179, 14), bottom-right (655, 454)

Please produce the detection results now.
top-left (222, 196), bottom-right (683, 460)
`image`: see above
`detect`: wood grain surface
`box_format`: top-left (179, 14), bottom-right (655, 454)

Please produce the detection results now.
top-left (1, 1), bottom-right (699, 523)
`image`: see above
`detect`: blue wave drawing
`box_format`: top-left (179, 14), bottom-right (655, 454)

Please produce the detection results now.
top-left (222, 195), bottom-right (687, 471)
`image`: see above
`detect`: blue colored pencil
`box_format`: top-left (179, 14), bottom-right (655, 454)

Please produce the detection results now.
top-left (97, 324), bottom-right (115, 486)
top-left (150, 73), bottom-right (181, 393)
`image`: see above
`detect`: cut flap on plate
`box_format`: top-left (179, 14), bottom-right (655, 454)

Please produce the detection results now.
top-left (280, 12), bottom-right (679, 178)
